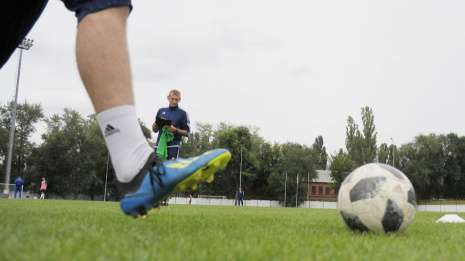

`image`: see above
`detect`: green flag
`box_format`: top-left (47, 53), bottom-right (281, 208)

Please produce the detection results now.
top-left (156, 126), bottom-right (174, 159)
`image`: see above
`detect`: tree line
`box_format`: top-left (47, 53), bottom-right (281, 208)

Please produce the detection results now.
top-left (1, 102), bottom-right (464, 204)
top-left (330, 106), bottom-right (465, 200)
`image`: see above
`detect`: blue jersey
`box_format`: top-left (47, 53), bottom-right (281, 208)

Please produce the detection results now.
top-left (14, 178), bottom-right (24, 187)
top-left (155, 105), bottom-right (190, 147)
top-left (238, 191), bottom-right (244, 199)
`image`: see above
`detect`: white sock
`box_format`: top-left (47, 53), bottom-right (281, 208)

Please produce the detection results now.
top-left (96, 105), bottom-right (153, 183)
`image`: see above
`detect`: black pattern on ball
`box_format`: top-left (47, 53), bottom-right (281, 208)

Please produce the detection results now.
top-left (350, 177), bottom-right (386, 202)
top-left (382, 199), bottom-right (404, 232)
top-left (340, 211), bottom-right (370, 232)
top-left (379, 164), bottom-right (404, 180)
top-left (408, 187), bottom-right (417, 207)
top-left (342, 172), bottom-right (354, 184)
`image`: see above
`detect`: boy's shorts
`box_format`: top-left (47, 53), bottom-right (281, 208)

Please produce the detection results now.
top-left (0, 0), bottom-right (132, 68)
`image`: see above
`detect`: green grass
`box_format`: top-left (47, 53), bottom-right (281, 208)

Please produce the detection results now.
top-left (1, 199), bottom-right (465, 261)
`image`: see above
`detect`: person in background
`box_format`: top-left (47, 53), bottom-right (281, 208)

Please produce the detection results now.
top-left (237, 187), bottom-right (244, 206)
top-left (14, 176), bottom-right (24, 198)
top-left (40, 177), bottom-right (47, 199)
top-left (152, 90), bottom-right (190, 160)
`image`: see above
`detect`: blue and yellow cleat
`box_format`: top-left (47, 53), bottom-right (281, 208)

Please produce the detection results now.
top-left (117, 148), bottom-right (231, 218)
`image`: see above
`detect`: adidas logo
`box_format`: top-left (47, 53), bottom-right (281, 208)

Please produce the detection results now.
top-left (104, 124), bottom-right (120, 137)
top-left (392, 184), bottom-right (403, 193)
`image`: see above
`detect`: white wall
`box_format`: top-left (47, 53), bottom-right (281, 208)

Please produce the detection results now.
top-left (170, 197), bottom-right (465, 212)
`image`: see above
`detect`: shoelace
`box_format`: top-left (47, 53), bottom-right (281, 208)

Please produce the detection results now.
top-left (147, 155), bottom-right (166, 193)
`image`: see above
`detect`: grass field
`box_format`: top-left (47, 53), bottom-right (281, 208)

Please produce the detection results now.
top-left (1, 199), bottom-right (465, 261)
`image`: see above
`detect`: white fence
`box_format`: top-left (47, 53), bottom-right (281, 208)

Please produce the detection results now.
top-left (170, 197), bottom-right (465, 212)
top-left (6, 193), bottom-right (465, 213)
top-left (170, 197), bottom-right (338, 209)
top-left (417, 204), bottom-right (465, 212)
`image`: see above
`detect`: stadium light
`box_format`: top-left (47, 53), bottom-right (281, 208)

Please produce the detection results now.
top-left (296, 173), bottom-right (298, 208)
top-left (3, 39), bottom-right (33, 197)
top-left (239, 144), bottom-right (242, 188)
top-left (391, 138), bottom-right (395, 167)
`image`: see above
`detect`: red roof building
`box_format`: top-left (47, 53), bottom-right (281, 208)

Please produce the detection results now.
top-left (307, 170), bottom-right (337, 201)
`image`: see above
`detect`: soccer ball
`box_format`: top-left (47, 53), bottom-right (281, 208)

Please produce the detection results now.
top-left (337, 163), bottom-right (417, 233)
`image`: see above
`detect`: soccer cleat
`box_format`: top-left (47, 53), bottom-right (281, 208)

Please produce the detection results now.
top-left (117, 148), bottom-right (231, 218)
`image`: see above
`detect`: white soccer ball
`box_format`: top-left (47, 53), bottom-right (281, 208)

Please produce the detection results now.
top-left (337, 163), bottom-right (417, 233)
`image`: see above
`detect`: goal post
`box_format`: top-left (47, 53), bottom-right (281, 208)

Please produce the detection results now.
top-left (0, 183), bottom-right (22, 198)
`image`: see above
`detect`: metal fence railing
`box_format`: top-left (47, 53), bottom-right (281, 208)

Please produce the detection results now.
top-left (417, 199), bottom-right (465, 212)
top-left (7, 193), bottom-right (465, 213)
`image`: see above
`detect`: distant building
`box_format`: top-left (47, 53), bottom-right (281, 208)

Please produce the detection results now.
top-left (307, 170), bottom-right (337, 201)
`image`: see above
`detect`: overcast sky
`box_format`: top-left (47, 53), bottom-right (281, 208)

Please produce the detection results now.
top-left (1, 1), bottom-right (464, 154)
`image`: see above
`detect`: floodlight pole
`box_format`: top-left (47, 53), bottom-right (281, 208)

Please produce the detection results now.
top-left (296, 173), bottom-right (298, 208)
top-left (239, 145), bottom-right (242, 188)
top-left (391, 138), bottom-right (395, 167)
top-left (307, 173), bottom-right (309, 201)
top-left (284, 173), bottom-right (287, 207)
top-left (104, 152), bottom-right (110, 201)
top-left (4, 39), bottom-right (33, 197)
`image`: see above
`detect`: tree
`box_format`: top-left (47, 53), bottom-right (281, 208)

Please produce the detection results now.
top-left (377, 143), bottom-right (389, 164)
top-left (442, 133), bottom-right (464, 198)
top-left (360, 106), bottom-right (377, 164)
top-left (399, 134), bottom-right (445, 200)
top-left (329, 149), bottom-right (355, 195)
top-left (389, 144), bottom-right (398, 168)
top-left (266, 142), bottom-right (317, 206)
top-left (312, 135), bottom-right (328, 170)
top-left (179, 122), bottom-right (214, 158)
top-left (345, 106), bottom-right (377, 166)
top-left (139, 119), bottom-right (152, 140)
top-left (198, 123), bottom-right (257, 199)
top-left (0, 101), bottom-right (43, 184)
top-left (252, 140), bottom-right (281, 199)
top-left (27, 109), bottom-right (111, 199)
top-left (345, 116), bottom-right (362, 166)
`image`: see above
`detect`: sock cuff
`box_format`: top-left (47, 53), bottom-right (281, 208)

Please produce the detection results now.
top-left (96, 105), bottom-right (137, 123)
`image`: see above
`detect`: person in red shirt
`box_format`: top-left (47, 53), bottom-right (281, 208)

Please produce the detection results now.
top-left (40, 177), bottom-right (47, 199)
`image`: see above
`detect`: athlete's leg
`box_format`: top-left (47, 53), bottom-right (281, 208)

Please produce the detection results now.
top-left (76, 7), bottom-right (133, 114)
top-left (76, 7), bottom-right (153, 183)
top-left (72, 3), bottom-right (231, 217)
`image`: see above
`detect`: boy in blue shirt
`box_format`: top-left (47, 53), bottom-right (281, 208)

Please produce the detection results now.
top-left (152, 90), bottom-right (190, 160)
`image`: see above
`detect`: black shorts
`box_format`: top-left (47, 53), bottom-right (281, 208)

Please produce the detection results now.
top-left (154, 146), bottom-right (180, 160)
top-left (0, 0), bottom-right (132, 68)
top-left (40, 189), bottom-right (46, 192)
